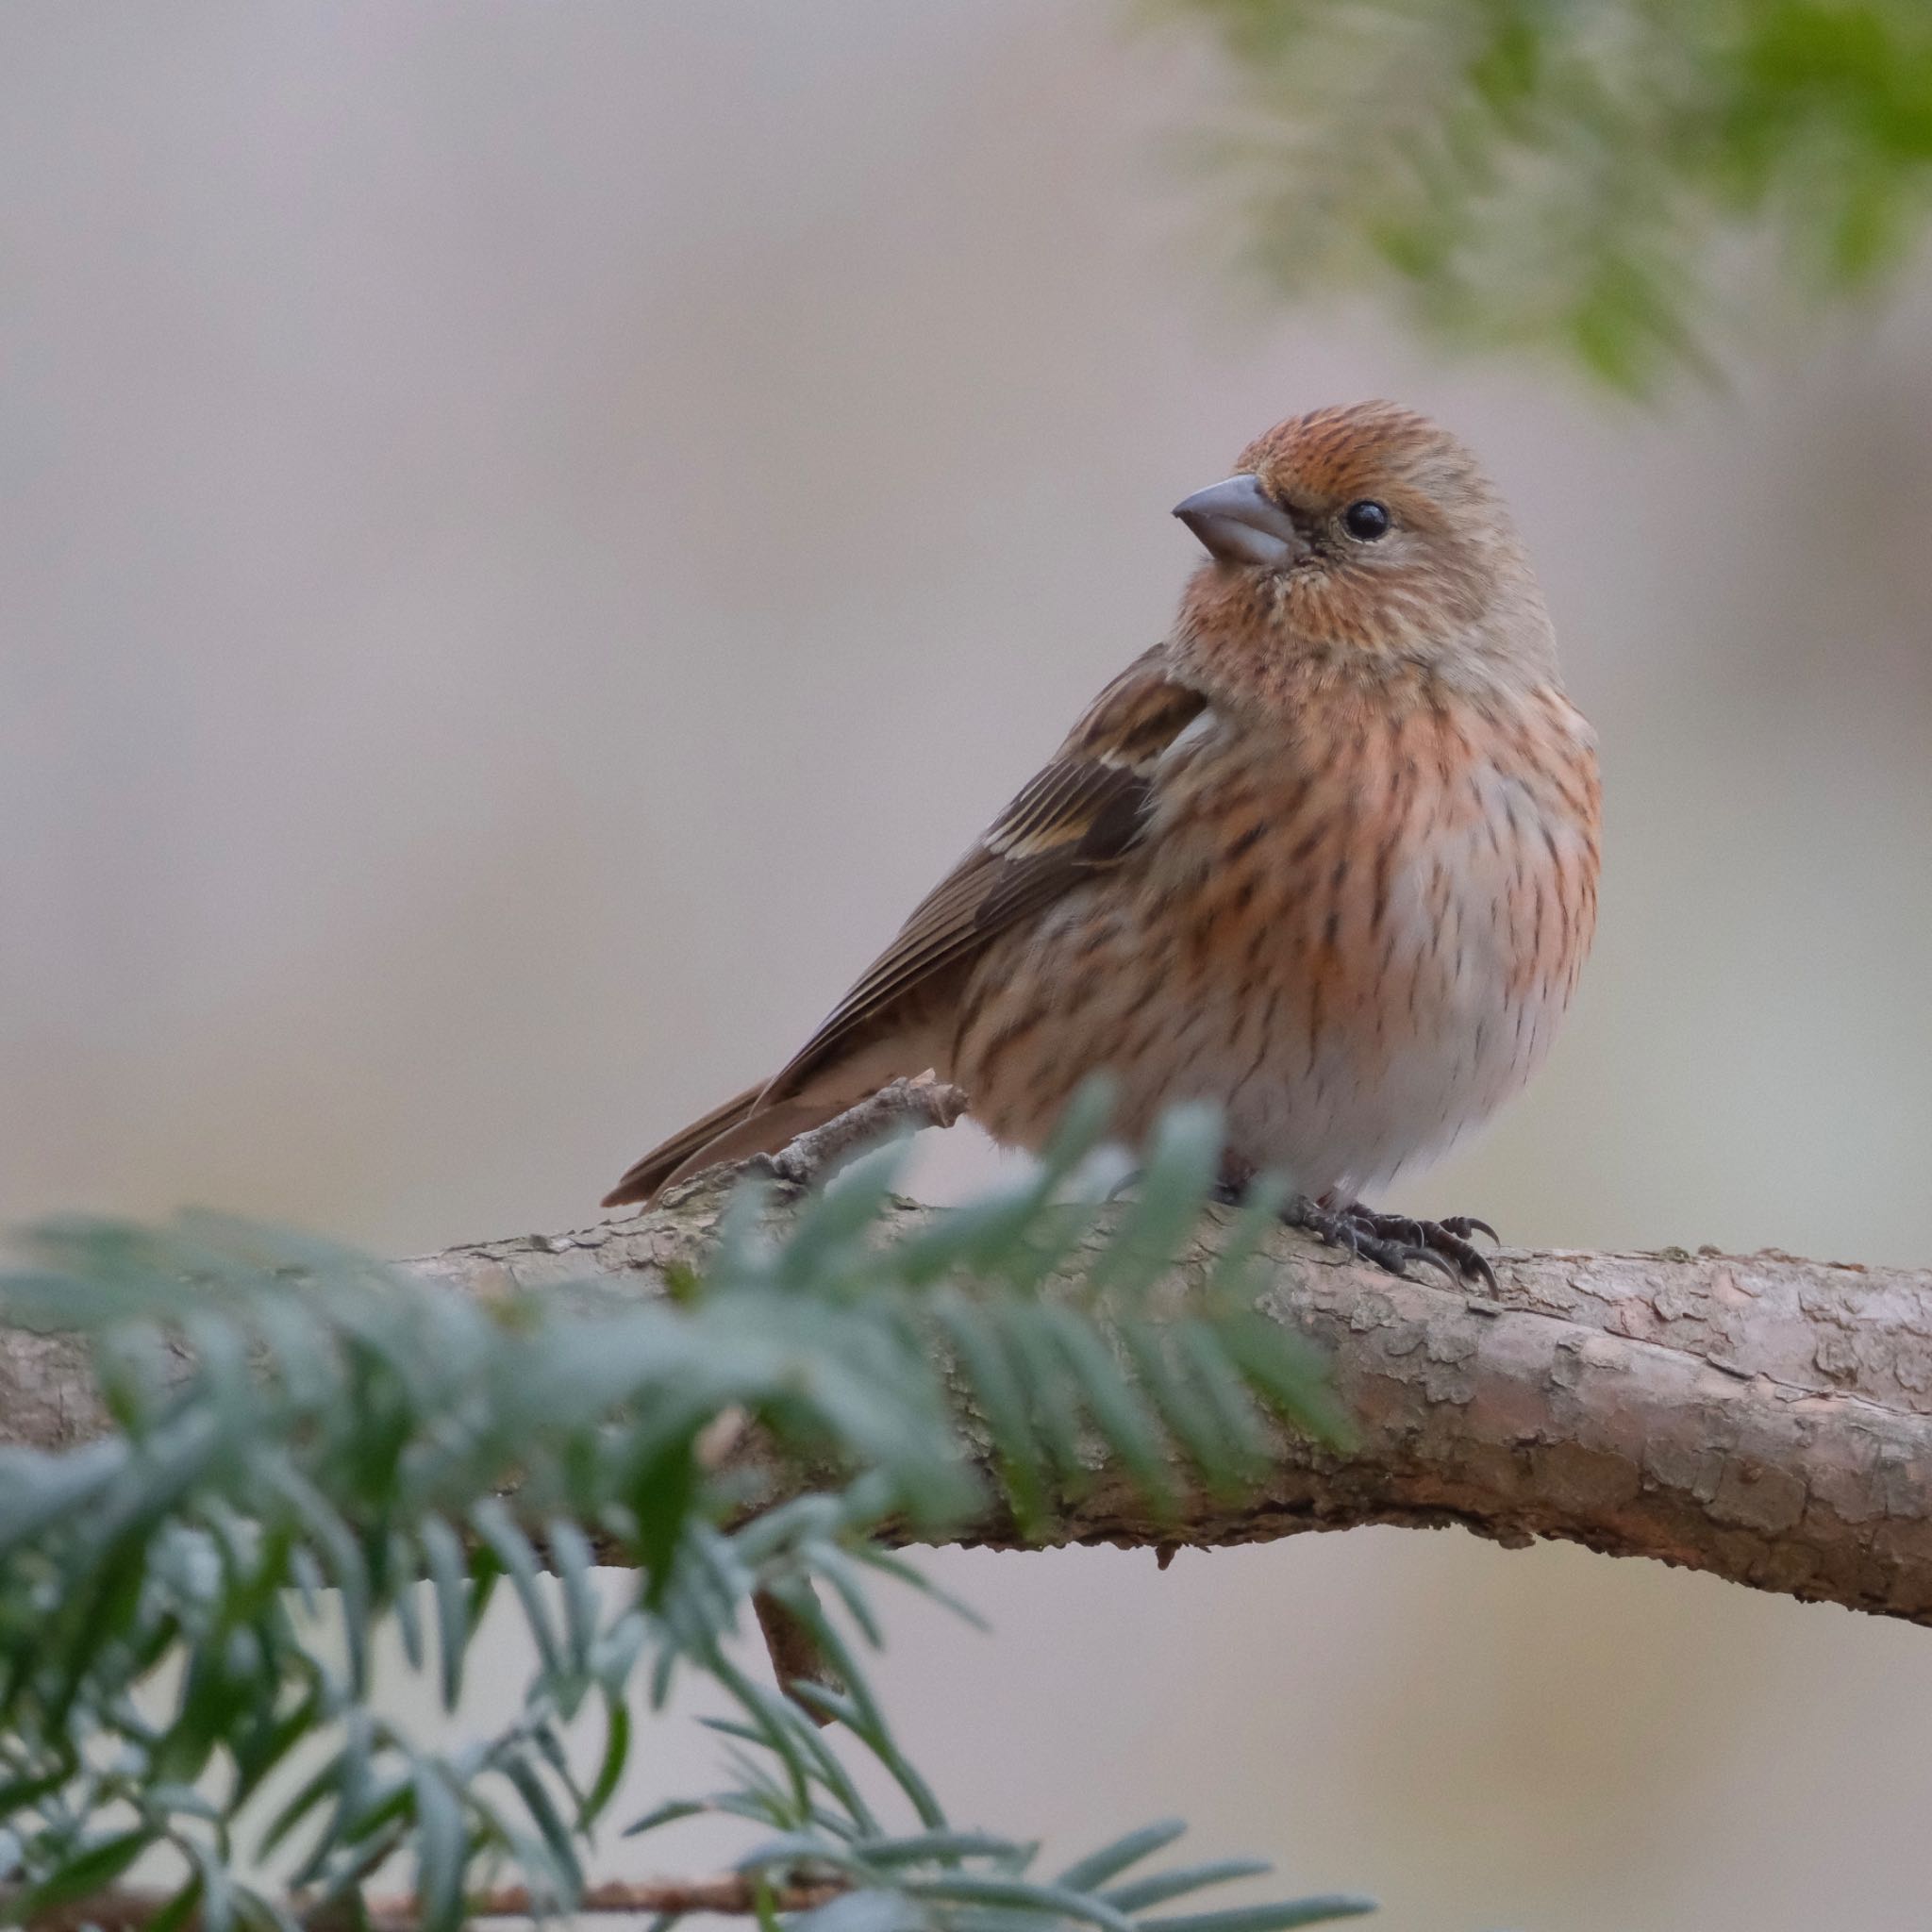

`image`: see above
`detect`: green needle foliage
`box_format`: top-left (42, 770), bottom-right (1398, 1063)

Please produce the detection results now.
top-left (1156, 0), bottom-right (1932, 390)
top-left (0, 1091), bottom-right (1366, 1932)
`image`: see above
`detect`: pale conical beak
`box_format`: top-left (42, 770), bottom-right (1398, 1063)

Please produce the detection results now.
top-left (1173, 474), bottom-right (1307, 568)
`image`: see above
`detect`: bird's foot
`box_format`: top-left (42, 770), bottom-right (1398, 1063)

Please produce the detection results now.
top-left (1212, 1165), bottom-right (1498, 1289)
top-left (1287, 1197), bottom-right (1499, 1291)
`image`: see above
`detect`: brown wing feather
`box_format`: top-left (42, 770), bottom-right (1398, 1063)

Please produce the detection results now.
top-left (758, 651), bottom-right (1208, 1103)
top-left (602, 650), bottom-right (1208, 1208)
top-left (601, 1079), bottom-right (766, 1206)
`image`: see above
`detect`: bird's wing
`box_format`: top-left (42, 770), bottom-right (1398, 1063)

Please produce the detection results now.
top-left (760, 648), bottom-right (1208, 1104)
top-left (599, 649), bottom-right (1209, 1208)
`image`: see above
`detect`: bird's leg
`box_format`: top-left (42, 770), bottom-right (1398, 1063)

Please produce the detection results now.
top-left (1219, 1163), bottom-right (1496, 1289)
top-left (1313, 1196), bottom-right (1500, 1291)
top-left (1211, 1155), bottom-right (1257, 1207)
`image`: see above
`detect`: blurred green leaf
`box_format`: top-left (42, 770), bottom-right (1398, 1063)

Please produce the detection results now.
top-left (0, 1092), bottom-right (1365, 1932)
top-left (410, 1761), bottom-right (466, 1932)
top-left (1152, 0), bottom-right (1932, 391)
top-left (1141, 1899), bottom-right (1378, 1931)
top-left (1058, 1820), bottom-right (1191, 1892)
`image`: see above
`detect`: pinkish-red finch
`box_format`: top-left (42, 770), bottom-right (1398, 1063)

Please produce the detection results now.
top-left (605, 402), bottom-right (1600, 1282)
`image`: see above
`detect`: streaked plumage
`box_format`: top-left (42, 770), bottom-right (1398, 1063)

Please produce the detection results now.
top-left (604, 402), bottom-right (1599, 1270)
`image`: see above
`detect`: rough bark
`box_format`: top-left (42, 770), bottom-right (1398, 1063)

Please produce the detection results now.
top-left (4, 1180), bottom-right (1930, 1624)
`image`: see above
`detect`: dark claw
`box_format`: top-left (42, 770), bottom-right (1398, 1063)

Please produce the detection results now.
top-left (1334, 1227), bottom-right (1422, 1278)
top-left (1436, 1232), bottom-right (1498, 1293)
top-left (1393, 1241), bottom-right (1466, 1286)
top-left (1406, 1236), bottom-right (1460, 1282)
top-left (1280, 1198), bottom-right (1447, 1286)
top-left (1291, 1199), bottom-right (1504, 1291)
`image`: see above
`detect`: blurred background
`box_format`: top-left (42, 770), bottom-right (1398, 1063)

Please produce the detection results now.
top-left (5, 4), bottom-right (1932, 1926)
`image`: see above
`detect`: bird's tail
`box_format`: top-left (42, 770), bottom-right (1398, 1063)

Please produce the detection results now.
top-left (605, 1018), bottom-right (956, 1209)
top-left (600, 1079), bottom-right (847, 1208)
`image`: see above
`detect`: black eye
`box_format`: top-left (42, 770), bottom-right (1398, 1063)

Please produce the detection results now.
top-left (1341, 499), bottom-right (1390, 541)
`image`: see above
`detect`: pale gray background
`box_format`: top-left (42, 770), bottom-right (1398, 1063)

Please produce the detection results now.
top-left (6, 7), bottom-right (1932, 1928)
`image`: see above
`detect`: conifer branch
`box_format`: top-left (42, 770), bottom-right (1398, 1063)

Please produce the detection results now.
top-left (7, 1158), bottom-right (1924, 1623)
top-left (417, 1190), bottom-right (1932, 1624)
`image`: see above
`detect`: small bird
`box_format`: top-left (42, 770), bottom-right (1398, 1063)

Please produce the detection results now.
top-left (605, 402), bottom-right (1600, 1281)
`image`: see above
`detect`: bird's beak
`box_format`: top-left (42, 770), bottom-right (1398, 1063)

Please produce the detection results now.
top-left (1172, 474), bottom-right (1307, 568)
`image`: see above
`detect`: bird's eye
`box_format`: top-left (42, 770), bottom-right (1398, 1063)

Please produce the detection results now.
top-left (1341, 500), bottom-right (1391, 541)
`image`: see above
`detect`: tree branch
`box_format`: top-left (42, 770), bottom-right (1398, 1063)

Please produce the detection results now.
top-left (5, 1170), bottom-right (1930, 1624)
top-left (761, 1073), bottom-right (968, 1184)
top-left (15, 1874), bottom-right (846, 1932)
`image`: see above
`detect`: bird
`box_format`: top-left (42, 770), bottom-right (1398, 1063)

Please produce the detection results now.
top-left (604, 401), bottom-right (1600, 1283)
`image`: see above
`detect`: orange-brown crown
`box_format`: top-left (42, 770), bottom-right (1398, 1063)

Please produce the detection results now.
top-left (1234, 400), bottom-right (1498, 521)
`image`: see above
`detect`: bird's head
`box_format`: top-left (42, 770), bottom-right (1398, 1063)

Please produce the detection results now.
top-left (1172, 401), bottom-right (1557, 701)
